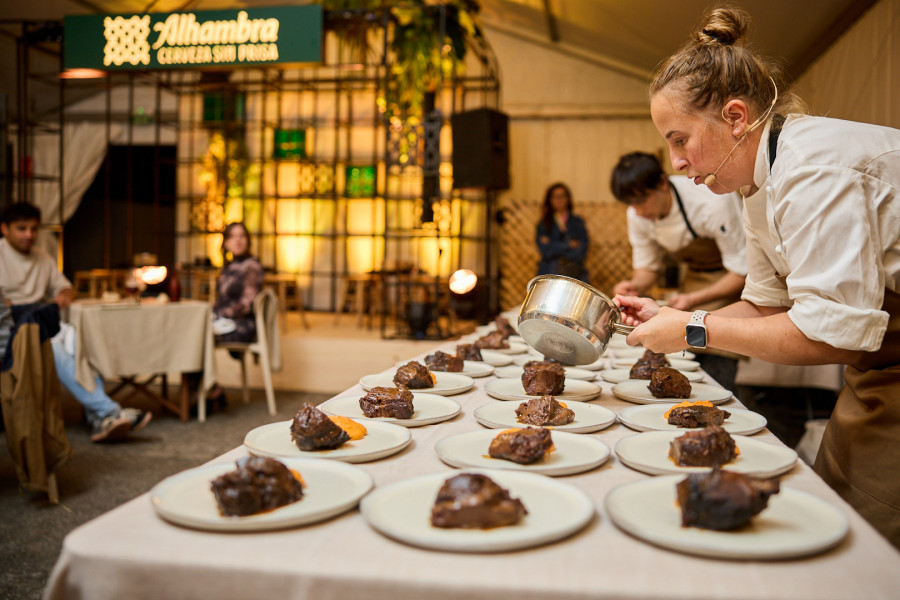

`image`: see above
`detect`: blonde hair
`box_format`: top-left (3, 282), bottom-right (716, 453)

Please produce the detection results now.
top-left (650, 6), bottom-right (805, 123)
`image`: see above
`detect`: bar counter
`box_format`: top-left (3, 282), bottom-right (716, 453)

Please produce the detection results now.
top-left (44, 336), bottom-right (900, 600)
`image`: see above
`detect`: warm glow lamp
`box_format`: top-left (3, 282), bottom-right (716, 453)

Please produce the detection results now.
top-left (449, 269), bottom-right (477, 295)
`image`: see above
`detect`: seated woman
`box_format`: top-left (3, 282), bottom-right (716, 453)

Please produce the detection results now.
top-left (195, 222), bottom-right (264, 411)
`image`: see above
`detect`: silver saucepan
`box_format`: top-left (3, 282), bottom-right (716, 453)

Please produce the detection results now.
top-left (517, 275), bottom-right (634, 365)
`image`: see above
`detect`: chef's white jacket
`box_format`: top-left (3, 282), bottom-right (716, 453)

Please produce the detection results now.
top-left (741, 114), bottom-right (900, 352)
top-left (626, 176), bottom-right (748, 276)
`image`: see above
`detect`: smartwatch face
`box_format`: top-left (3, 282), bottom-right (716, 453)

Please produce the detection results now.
top-left (685, 325), bottom-right (706, 348)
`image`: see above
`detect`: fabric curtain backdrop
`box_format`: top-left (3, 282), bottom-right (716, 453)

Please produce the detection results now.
top-left (31, 122), bottom-right (123, 261)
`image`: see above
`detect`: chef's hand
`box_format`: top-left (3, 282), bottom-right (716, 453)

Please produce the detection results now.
top-left (568, 239), bottom-right (581, 249)
top-left (628, 306), bottom-right (691, 354)
top-left (54, 287), bottom-right (75, 309)
top-left (538, 235), bottom-right (550, 245)
top-left (612, 280), bottom-right (640, 296)
top-left (613, 294), bottom-right (659, 327)
top-left (666, 292), bottom-right (694, 311)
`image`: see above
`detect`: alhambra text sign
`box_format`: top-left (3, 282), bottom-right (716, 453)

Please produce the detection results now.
top-left (64, 5), bottom-right (322, 70)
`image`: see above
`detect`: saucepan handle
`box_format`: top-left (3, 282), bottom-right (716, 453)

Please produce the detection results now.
top-left (612, 322), bottom-right (635, 336)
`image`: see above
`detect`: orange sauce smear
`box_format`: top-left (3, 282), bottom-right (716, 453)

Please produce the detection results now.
top-left (663, 400), bottom-right (715, 419)
top-left (328, 415), bottom-right (367, 440)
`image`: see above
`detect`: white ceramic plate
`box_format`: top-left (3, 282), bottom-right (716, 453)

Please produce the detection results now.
top-left (612, 347), bottom-right (696, 360)
top-left (615, 430), bottom-right (797, 477)
top-left (150, 458), bottom-right (373, 532)
top-left (488, 341), bottom-right (529, 355)
top-left (474, 400), bottom-right (617, 434)
top-left (493, 365), bottom-right (597, 381)
top-left (612, 380), bottom-right (732, 405)
top-left (244, 419), bottom-right (412, 464)
top-left (508, 335), bottom-right (525, 344)
top-left (435, 429), bottom-right (611, 476)
top-left (360, 469), bottom-right (594, 552)
top-left (617, 405), bottom-right (768, 435)
top-left (614, 357), bottom-right (700, 371)
top-left (484, 378), bottom-right (603, 402)
top-left (606, 475), bottom-right (848, 559)
top-left (607, 335), bottom-right (631, 349)
top-left (600, 368), bottom-right (704, 384)
top-left (575, 357), bottom-right (607, 371)
top-left (477, 350), bottom-right (514, 367)
top-left (359, 371), bottom-right (474, 396)
top-left (318, 393), bottom-right (461, 428)
top-left (461, 360), bottom-right (494, 378)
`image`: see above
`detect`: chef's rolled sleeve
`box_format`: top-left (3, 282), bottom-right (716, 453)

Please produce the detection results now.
top-left (788, 294), bottom-right (889, 352)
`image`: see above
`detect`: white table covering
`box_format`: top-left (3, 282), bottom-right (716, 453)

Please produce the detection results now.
top-left (44, 340), bottom-right (900, 600)
top-left (69, 298), bottom-right (216, 394)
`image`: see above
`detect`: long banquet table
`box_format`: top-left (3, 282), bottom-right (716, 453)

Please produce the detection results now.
top-left (44, 331), bottom-right (900, 600)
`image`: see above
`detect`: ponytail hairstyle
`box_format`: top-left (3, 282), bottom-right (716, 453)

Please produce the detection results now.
top-left (650, 7), bottom-right (805, 129)
top-left (540, 182), bottom-right (573, 231)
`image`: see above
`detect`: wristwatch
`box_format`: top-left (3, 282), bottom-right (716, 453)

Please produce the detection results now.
top-left (685, 310), bottom-right (709, 349)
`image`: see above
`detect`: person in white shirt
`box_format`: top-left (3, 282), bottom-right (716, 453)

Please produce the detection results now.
top-left (610, 151), bottom-right (747, 390)
top-left (613, 6), bottom-right (900, 547)
top-left (0, 202), bottom-right (151, 442)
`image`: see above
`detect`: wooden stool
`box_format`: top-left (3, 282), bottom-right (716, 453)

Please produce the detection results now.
top-left (335, 273), bottom-right (381, 327)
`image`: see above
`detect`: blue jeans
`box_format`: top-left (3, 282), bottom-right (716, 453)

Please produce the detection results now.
top-left (51, 336), bottom-right (121, 427)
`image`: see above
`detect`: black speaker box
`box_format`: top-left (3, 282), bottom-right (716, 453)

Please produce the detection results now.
top-left (451, 108), bottom-right (509, 190)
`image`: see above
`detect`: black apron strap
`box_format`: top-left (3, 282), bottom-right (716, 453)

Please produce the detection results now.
top-left (768, 114), bottom-right (785, 170)
top-left (671, 182), bottom-right (698, 239)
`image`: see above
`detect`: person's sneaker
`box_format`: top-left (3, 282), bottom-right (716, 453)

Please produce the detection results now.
top-left (90, 415), bottom-right (132, 443)
top-left (120, 407), bottom-right (153, 433)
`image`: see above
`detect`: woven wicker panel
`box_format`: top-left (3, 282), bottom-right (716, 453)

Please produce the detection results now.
top-left (497, 199), bottom-right (632, 309)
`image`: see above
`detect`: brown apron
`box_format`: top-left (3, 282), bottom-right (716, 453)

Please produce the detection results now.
top-left (670, 196), bottom-right (743, 359)
top-left (815, 287), bottom-right (900, 548)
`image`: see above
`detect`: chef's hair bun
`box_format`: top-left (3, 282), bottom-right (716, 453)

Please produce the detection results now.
top-left (694, 7), bottom-right (750, 47)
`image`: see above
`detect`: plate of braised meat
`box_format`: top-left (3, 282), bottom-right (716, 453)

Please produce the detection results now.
top-left (151, 456), bottom-right (373, 532)
top-left (360, 470), bottom-right (594, 552)
top-left (606, 472), bottom-right (848, 559)
top-left (319, 389), bottom-right (461, 427)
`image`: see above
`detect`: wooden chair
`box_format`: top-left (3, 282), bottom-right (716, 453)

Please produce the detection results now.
top-left (201, 289), bottom-right (280, 422)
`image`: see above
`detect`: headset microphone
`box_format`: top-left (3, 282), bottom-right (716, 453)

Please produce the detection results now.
top-left (702, 77), bottom-right (778, 189)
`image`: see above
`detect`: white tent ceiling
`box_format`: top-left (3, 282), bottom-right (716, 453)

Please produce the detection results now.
top-left (0, 0), bottom-right (878, 118)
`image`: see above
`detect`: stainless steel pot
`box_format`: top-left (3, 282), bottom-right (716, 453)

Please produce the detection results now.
top-left (517, 275), bottom-right (634, 365)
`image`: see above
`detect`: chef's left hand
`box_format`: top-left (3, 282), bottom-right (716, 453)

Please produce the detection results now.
top-left (628, 306), bottom-right (691, 354)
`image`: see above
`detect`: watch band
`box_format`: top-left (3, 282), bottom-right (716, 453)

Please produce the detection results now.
top-left (688, 310), bottom-right (709, 327)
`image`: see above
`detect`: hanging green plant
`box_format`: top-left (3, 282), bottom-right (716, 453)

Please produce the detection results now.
top-left (319, 1), bottom-right (484, 125)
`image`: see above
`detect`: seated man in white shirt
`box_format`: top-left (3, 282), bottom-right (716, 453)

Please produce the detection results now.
top-left (0, 202), bottom-right (151, 442)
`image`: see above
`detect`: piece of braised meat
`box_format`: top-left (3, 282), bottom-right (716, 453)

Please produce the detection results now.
top-left (494, 316), bottom-right (516, 338)
top-left (425, 350), bottom-right (464, 373)
top-left (456, 343), bottom-right (483, 361)
top-left (515, 396), bottom-right (575, 426)
top-left (629, 349), bottom-right (670, 379)
top-left (648, 367), bottom-right (692, 399)
top-left (669, 425), bottom-right (738, 467)
top-left (431, 473), bottom-right (527, 529)
top-left (473, 331), bottom-right (510, 350)
top-left (392, 360), bottom-right (434, 389)
top-left (359, 386), bottom-right (415, 419)
top-left (211, 456), bottom-right (304, 517)
top-left (667, 403), bottom-right (731, 428)
top-left (290, 402), bottom-right (350, 451)
top-left (521, 360), bottom-right (565, 396)
top-left (677, 467), bottom-right (780, 530)
top-left (488, 427), bottom-right (554, 464)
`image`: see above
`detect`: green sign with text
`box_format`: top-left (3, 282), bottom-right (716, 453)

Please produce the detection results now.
top-left (64, 5), bottom-right (322, 70)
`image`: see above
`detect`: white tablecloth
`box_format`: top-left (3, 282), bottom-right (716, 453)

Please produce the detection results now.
top-left (44, 340), bottom-right (900, 600)
top-left (69, 298), bottom-right (215, 394)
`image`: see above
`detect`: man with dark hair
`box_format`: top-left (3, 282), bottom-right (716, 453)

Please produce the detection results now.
top-left (0, 202), bottom-right (152, 442)
top-left (609, 152), bottom-right (747, 391)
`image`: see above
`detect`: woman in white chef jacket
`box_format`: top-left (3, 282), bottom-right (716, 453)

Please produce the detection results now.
top-left (614, 6), bottom-right (900, 547)
top-left (610, 151), bottom-right (747, 391)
